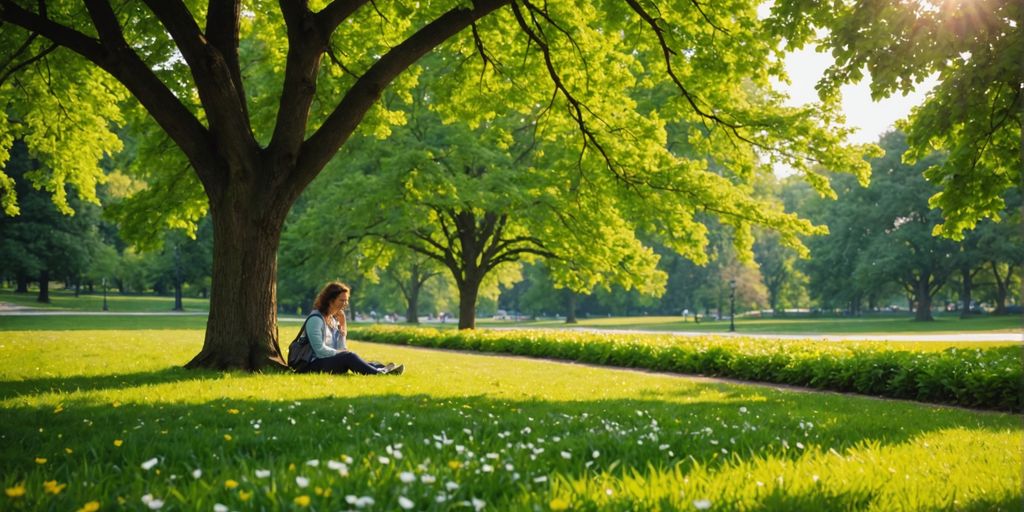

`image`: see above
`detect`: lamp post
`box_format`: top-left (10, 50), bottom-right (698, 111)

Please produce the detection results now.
top-left (728, 279), bottom-right (736, 332)
top-left (102, 277), bottom-right (109, 312)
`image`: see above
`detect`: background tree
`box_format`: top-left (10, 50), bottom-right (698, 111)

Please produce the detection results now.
top-left (774, 0), bottom-right (1023, 238)
top-left (1, 0), bottom-right (872, 369)
top-left (0, 141), bottom-right (104, 302)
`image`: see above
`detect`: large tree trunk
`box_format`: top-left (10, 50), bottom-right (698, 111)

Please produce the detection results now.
top-left (565, 291), bottom-right (578, 324)
top-left (959, 265), bottom-right (974, 318)
top-left (173, 245), bottom-right (184, 311)
top-left (185, 193), bottom-right (290, 371)
top-left (990, 261), bottom-right (1015, 315)
top-left (15, 274), bottom-right (29, 293)
top-left (914, 277), bottom-right (934, 321)
top-left (37, 270), bottom-right (49, 303)
top-left (457, 277), bottom-right (481, 330)
top-left (405, 283), bottom-right (420, 324)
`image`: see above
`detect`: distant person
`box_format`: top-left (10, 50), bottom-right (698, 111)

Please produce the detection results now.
top-left (297, 281), bottom-right (403, 375)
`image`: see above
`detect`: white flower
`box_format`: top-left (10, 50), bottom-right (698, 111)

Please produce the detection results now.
top-left (445, 481), bottom-right (460, 491)
top-left (533, 476), bottom-right (548, 483)
top-left (592, 450), bottom-right (600, 459)
top-left (305, 459), bottom-right (320, 467)
top-left (356, 496), bottom-right (375, 508)
top-left (560, 451), bottom-right (571, 460)
top-left (472, 497), bottom-right (486, 511)
top-left (141, 458), bottom-right (159, 471)
top-left (693, 499), bottom-right (712, 510)
top-left (796, 442), bottom-right (805, 450)
top-left (255, 469), bottom-right (271, 478)
top-left (482, 464), bottom-right (494, 473)
top-left (191, 469), bottom-right (202, 479)
top-left (213, 504), bottom-right (228, 512)
top-left (327, 460), bottom-right (344, 470)
top-left (378, 456), bottom-right (391, 465)
top-left (400, 472), bottom-right (416, 483)
top-left (141, 495), bottom-right (164, 510)
top-left (739, 407), bottom-right (748, 414)
top-left (399, 496), bottom-right (415, 510)
top-left (295, 476), bottom-right (309, 488)
top-left (436, 493), bottom-right (448, 503)
top-left (421, 474), bottom-right (437, 484)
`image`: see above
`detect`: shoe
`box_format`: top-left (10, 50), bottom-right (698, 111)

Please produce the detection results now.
top-left (384, 364), bottom-right (404, 376)
top-left (383, 362), bottom-right (397, 372)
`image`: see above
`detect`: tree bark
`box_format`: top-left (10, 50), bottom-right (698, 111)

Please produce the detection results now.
top-left (457, 276), bottom-right (481, 330)
top-left (959, 265), bottom-right (974, 319)
top-left (913, 277), bottom-right (933, 321)
top-left (37, 270), bottom-right (50, 303)
top-left (405, 282), bottom-right (420, 324)
top-left (565, 291), bottom-right (578, 324)
top-left (184, 189), bottom-right (290, 371)
top-left (15, 274), bottom-right (29, 293)
top-left (173, 244), bottom-right (184, 311)
top-left (990, 261), bottom-right (1015, 315)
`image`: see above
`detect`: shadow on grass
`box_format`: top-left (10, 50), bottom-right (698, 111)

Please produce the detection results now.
top-left (1, 365), bottom-right (1021, 511)
top-left (0, 366), bottom-right (220, 400)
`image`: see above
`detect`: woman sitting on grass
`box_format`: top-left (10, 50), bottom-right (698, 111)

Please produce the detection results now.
top-left (299, 281), bottom-right (403, 375)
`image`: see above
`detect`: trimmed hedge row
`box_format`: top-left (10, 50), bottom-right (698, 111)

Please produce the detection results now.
top-left (349, 326), bottom-right (1023, 411)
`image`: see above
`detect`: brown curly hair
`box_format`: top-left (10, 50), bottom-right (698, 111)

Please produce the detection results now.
top-left (313, 281), bottom-right (350, 315)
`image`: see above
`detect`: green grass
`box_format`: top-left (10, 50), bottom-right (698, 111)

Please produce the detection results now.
top-left (477, 314), bottom-right (1024, 334)
top-left (1, 328), bottom-right (1021, 511)
top-left (0, 289), bottom-right (210, 312)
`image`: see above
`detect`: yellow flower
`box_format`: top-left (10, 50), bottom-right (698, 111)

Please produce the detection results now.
top-left (35, 457), bottom-right (47, 464)
top-left (288, 463), bottom-right (296, 472)
top-left (224, 480), bottom-right (239, 489)
top-left (294, 495), bottom-right (311, 507)
top-left (5, 483), bottom-right (26, 498)
top-left (77, 500), bottom-right (101, 512)
top-left (314, 486), bottom-right (324, 496)
top-left (54, 404), bottom-right (64, 414)
top-left (113, 440), bottom-right (123, 447)
top-left (448, 460), bottom-right (462, 470)
top-left (238, 490), bottom-right (252, 502)
top-left (227, 409), bottom-right (240, 415)
top-left (549, 497), bottom-right (571, 511)
top-left (223, 434), bottom-right (233, 441)
top-left (65, 448), bottom-right (74, 454)
top-left (43, 480), bottom-right (66, 495)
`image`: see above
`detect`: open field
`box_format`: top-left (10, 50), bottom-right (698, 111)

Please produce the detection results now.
top-left (1, 327), bottom-right (1021, 511)
top-left (0, 289), bottom-right (210, 313)
top-left (3, 287), bottom-right (1021, 337)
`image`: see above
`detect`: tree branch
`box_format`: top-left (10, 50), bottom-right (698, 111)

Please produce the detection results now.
top-left (0, 0), bottom-right (219, 187)
top-left (206, 0), bottom-right (247, 118)
top-left (298, 0), bottom-right (511, 181)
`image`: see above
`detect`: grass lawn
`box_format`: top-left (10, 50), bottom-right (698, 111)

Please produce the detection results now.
top-left (0, 289), bottom-right (210, 313)
top-left (477, 313), bottom-right (1024, 335)
top-left (1, 326), bottom-right (1020, 511)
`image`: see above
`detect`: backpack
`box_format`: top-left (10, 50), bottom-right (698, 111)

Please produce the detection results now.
top-left (287, 311), bottom-right (323, 372)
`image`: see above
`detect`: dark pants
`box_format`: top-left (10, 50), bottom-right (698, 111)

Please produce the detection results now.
top-left (303, 351), bottom-right (382, 375)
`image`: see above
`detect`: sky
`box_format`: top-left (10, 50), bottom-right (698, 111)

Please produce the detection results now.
top-left (778, 46), bottom-right (939, 145)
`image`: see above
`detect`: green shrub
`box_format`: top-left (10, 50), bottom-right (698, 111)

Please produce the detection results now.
top-left (350, 326), bottom-right (1022, 411)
